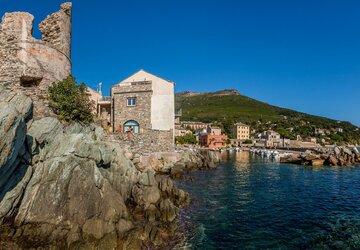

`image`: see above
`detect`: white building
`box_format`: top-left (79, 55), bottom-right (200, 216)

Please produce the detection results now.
top-left (315, 128), bottom-right (325, 135)
top-left (336, 128), bottom-right (343, 133)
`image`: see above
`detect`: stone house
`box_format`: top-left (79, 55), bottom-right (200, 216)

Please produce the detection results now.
top-left (0, 3), bottom-right (72, 117)
top-left (111, 69), bottom-right (175, 152)
top-left (263, 130), bottom-right (281, 140)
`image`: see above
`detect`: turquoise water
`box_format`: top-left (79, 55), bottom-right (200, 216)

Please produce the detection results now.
top-left (175, 152), bottom-right (360, 249)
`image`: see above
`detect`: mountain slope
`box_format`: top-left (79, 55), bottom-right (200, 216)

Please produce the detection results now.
top-left (175, 89), bottom-right (360, 144)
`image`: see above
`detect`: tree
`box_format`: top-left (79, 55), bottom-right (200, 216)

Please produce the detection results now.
top-left (48, 76), bottom-right (94, 124)
top-left (276, 128), bottom-right (291, 139)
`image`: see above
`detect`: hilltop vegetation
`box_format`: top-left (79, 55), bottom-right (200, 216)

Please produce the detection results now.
top-left (175, 89), bottom-right (360, 145)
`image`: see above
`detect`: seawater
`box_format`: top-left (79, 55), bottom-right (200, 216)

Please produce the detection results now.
top-left (175, 151), bottom-right (360, 249)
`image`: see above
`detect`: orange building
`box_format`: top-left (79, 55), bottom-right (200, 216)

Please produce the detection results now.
top-left (199, 133), bottom-right (228, 149)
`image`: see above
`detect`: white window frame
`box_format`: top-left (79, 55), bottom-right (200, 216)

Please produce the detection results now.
top-left (127, 97), bottom-right (137, 107)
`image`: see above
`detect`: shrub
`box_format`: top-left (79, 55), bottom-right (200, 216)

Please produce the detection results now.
top-left (330, 133), bottom-right (344, 144)
top-left (176, 133), bottom-right (197, 144)
top-left (48, 76), bottom-right (94, 124)
top-left (243, 139), bottom-right (253, 144)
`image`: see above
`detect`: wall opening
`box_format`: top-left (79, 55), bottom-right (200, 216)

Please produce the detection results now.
top-left (124, 120), bottom-right (140, 134)
top-left (20, 76), bottom-right (42, 87)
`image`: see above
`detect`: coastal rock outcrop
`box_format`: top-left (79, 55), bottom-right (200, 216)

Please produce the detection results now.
top-left (0, 88), bottom-right (189, 249)
top-left (280, 147), bottom-right (360, 167)
top-left (132, 147), bottom-right (220, 178)
top-left (168, 149), bottom-right (220, 178)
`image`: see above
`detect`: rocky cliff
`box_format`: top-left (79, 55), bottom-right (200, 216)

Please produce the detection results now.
top-left (0, 86), bottom-right (190, 249)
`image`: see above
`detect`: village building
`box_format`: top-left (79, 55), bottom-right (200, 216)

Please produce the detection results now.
top-left (232, 122), bottom-right (250, 140)
top-left (194, 128), bottom-right (207, 142)
top-left (315, 128), bottom-right (325, 136)
top-left (97, 96), bottom-right (111, 122)
top-left (199, 133), bottom-right (228, 149)
top-left (194, 128), bottom-right (207, 135)
top-left (86, 87), bottom-right (111, 129)
top-left (175, 129), bottom-right (193, 137)
top-left (180, 121), bottom-right (210, 130)
top-left (199, 125), bottom-right (227, 148)
top-left (254, 130), bottom-right (284, 148)
top-left (263, 130), bottom-right (281, 140)
top-left (336, 127), bottom-right (343, 133)
top-left (86, 87), bottom-right (101, 114)
top-left (207, 125), bottom-right (222, 135)
top-left (110, 69), bottom-right (175, 152)
top-left (305, 137), bottom-right (317, 143)
top-left (174, 109), bottom-right (182, 127)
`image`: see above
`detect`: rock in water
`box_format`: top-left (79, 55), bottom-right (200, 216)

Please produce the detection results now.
top-left (327, 155), bottom-right (339, 166)
top-left (352, 147), bottom-right (359, 154)
top-left (334, 147), bottom-right (341, 155)
top-left (311, 159), bottom-right (325, 167)
top-left (342, 148), bottom-right (353, 156)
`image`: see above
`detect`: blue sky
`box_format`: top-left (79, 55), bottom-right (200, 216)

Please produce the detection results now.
top-left (1, 0), bottom-right (360, 126)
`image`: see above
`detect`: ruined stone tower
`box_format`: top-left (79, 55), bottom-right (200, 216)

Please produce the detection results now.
top-left (0, 3), bottom-right (72, 117)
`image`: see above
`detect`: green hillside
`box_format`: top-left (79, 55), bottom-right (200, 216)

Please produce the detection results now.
top-left (175, 89), bottom-right (360, 145)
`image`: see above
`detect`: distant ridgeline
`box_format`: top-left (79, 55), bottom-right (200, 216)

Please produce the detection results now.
top-left (175, 89), bottom-right (360, 145)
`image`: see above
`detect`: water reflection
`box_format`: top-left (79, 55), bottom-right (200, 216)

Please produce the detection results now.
top-left (234, 151), bottom-right (250, 170)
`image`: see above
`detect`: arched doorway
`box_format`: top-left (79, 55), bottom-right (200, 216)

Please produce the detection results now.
top-left (123, 120), bottom-right (140, 134)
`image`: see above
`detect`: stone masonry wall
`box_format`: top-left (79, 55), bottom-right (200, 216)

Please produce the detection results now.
top-left (111, 81), bottom-right (174, 152)
top-left (116, 129), bottom-right (175, 154)
top-left (39, 2), bottom-right (72, 58)
top-left (111, 82), bottom-right (153, 132)
top-left (0, 3), bottom-right (72, 118)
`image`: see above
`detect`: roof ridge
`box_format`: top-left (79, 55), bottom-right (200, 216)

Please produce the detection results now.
top-left (113, 69), bottom-right (175, 86)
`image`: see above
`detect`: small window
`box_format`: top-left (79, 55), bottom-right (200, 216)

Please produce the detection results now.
top-left (127, 97), bottom-right (137, 106)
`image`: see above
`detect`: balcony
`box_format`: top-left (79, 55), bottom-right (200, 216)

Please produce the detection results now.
top-left (98, 96), bottom-right (111, 104)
